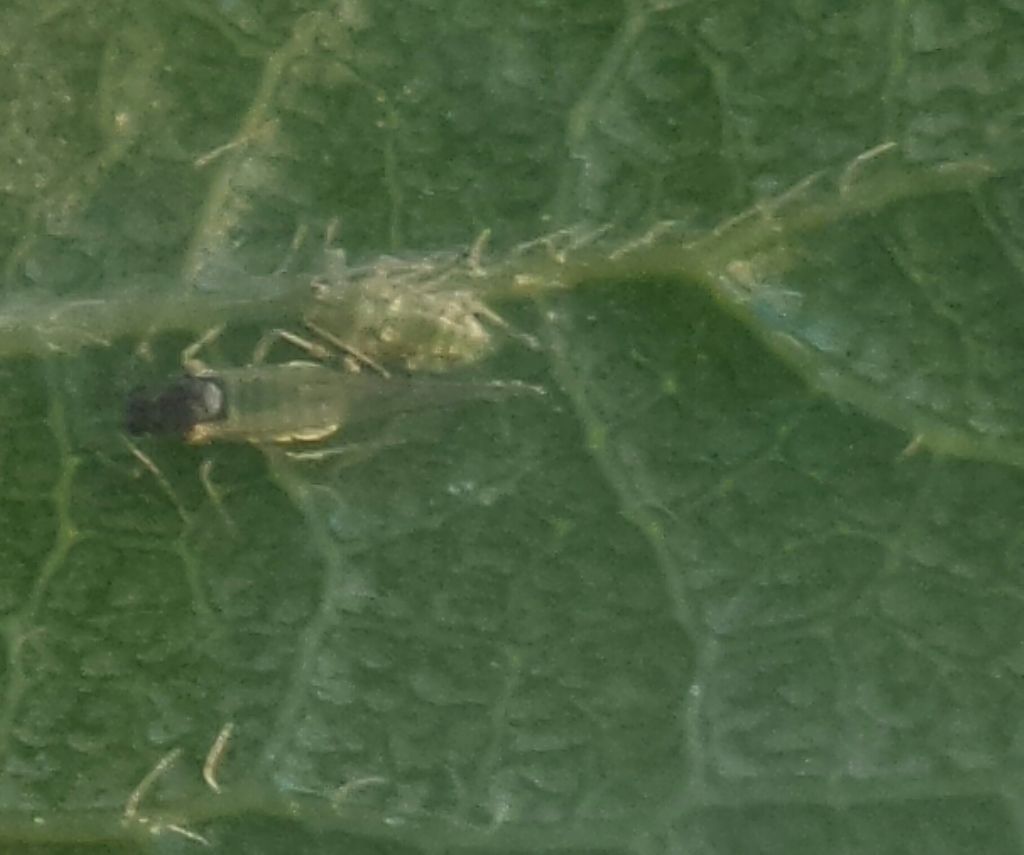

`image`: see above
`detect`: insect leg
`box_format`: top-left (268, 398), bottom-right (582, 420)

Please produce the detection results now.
top-left (122, 436), bottom-right (190, 519)
top-left (199, 459), bottom-right (237, 535)
top-left (280, 419), bottom-right (410, 464)
top-left (182, 324), bottom-right (226, 375)
top-left (281, 439), bottom-right (385, 463)
top-left (251, 328), bottom-right (332, 365)
top-left (303, 319), bottom-right (391, 377)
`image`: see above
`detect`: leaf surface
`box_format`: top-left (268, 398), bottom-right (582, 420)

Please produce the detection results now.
top-left (1, 2), bottom-right (1022, 854)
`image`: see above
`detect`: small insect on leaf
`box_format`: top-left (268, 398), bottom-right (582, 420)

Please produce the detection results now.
top-left (126, 361), bottom-right (544, 447)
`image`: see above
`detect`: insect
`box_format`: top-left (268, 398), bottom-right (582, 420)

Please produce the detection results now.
top-left (125, 326), bottom-right (542, 447)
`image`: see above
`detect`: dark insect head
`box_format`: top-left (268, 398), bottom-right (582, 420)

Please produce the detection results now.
top-left (124, 375), bottom-right (227, 438)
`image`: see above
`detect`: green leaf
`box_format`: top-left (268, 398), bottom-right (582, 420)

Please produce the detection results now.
top-left (2, 2), bottom-right (1023, 854)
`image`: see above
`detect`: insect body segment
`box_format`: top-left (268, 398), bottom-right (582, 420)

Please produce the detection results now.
top-left (188, 360), bottom-right (349, 445)
top-left (125, 375), bottom-right (226, 439)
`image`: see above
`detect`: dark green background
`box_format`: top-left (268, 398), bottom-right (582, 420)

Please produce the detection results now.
top-left (2, 1), bottom-right (1023, 853)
